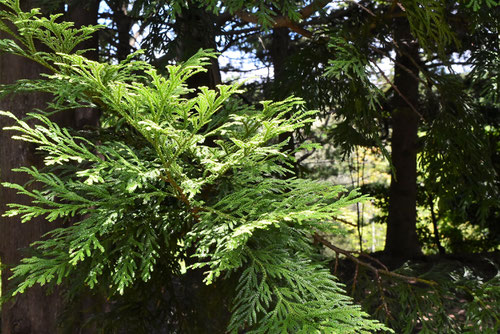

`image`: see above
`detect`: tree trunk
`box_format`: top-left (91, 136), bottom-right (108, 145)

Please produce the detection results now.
top-left (384, 16), bottom-right (422, 260)
top-left (170, 6), bottom-right (231, 333)
top-left (109, 0), bottom-right (133, 61)
top-left (269, 27), bottom-right (295, 174)
top-left (0, 2), bottom-right (99, 333)
top-left (67, 0), bottom-right (100, 129)
top-left (173, 5), bottom-right (221, 90)
top-left (0, 34), bottom-right (63, 334)
top-left (270, 27), bottom-right (290, 99)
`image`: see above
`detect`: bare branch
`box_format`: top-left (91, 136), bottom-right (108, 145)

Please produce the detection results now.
top-left (235, 0), bottom-right (331, 38)
top-left (313, 233), bottom-right (438, 286)
top-left (346, 0), bottom-right (376, 17)
top-left (370, 60), bottom-right (425, 122)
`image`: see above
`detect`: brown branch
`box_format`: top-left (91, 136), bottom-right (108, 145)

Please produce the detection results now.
top-left (235, 0), bottom-right (330, 38)
top-left (368, 44), bottom-right (426, 86)
top-left (287, 23), bottom-right (313, 38)
top-left (313, 233), bottom-right (438, 286)
top-left (352, 263), bottom-right (359, 294)
top-left (346, 0), bottom-right (376, 17)
top-left (370, 60), bottom-right (425, 122)
top-left (376, 272), bottom-right (393, 319)
top-left (159, 172), bottom-right (200, 222)
top-left (299, 0), bottom-right (331, 19)
top-left (332, 216), bottom-right (358, 227)
top-left (334, 252), bottom-right (339, 275)
top-left (357, 251), bottom-right (389, 271)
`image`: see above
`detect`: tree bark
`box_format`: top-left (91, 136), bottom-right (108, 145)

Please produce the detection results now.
top-left (170, 5), bottom-right (231, 333)
top-left (0, 1), bottom-right (99, 333)
top-left (67, 0), bottom-right (100, 129)
top-left (173, 5), bottom-right (221, 90)
top-left (269, 27), bottom-right (296, 174)
top-left (270, 27), bottom-right (290, 100)
top-left (109, 0), bottom-right (133, 61)
top-left (384, 16), bottom-right (422, 260)
top-left (0, 33), bottom-right (63, 334)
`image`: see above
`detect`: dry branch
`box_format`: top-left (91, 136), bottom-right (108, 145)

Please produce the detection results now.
top-left (313, 233), bottom-right (438, 286)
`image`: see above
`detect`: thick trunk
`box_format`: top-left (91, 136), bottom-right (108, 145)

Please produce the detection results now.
top-left (384, 17), bottom-right (422, 260)
top-left (0, 2), bottom-right (99, 333)
top-left (0, 34), bottom-right (63, 334)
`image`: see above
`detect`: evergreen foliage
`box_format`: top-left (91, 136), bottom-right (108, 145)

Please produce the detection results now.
top-left (292, 0), bottom-right (500, 252)
top-left (346, 258), bottom-right (500, 333)
top-left (0, 1), bottom-right (391, 332)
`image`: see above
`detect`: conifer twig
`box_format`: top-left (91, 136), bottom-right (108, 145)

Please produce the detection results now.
top-left (352, 263), bottom-right (359, 294)
top-left (334, 251), bottom-right (339, 275)
top-left (370, 60), bottom-right (425, 121)
top-left (375, 272), bottom-right (393, 319)
top-left (313, 233), bottom-right (437, 286)
top-left (332, 216), bottom-right (358, 227)
top-left (235, 0), bottom-right (330, 38)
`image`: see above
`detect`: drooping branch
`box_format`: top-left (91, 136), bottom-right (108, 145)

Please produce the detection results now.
top-left (313, 233), bottom-right (437, 286)
top-left (235, 0), bottom-right (331, 38)
top-left (299, 0), bottom-right (332, 19)
top-left (370, 60), bottom-right (425, 121)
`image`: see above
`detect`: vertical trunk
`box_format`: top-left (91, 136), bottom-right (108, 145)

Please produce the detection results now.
top-left (270, 27), bottom-right (290, 99)
top-left (110, 0), bottom-right (133, 61)
top-left (0, 31), bottom-right (62, 334)
top-left (0, 2), bottom-right (99, 333)
top-left (170, 6), bottom-right (230, 333)
top-left (384, 16), bottom-right (422, 260)
top-left (270, 27), bottom-right (295, 172)
top-left (429, 195), bottom-right (445, 255)
top-left (67, 0), bottom-right (100, 128)
top-left (173, 5), bottom-right (221, 90)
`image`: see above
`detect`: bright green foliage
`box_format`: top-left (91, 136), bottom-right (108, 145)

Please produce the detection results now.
top-left (0, 1), bottom-right (391, 332)
top-left (0, 0), bottom-right (100, 71)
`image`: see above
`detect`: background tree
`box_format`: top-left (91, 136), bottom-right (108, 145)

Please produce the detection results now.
top-left (0, 1), bottom-right (99, 333)
top-left (215, 0), bottom-right (499, 260)
top-left (0, 0), bottom-right (498, 332)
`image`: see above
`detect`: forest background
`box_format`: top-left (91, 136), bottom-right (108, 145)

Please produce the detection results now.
top-left (0, 0), bottom-right (498, 333)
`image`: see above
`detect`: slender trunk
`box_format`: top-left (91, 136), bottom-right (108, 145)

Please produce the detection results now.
top-left (429, 195), bottom-right (445, 255)
top-left (173, 5), bottom-right (221, 90)
top-left (270, 27), bottom-right (290, 99)
top-left (384, 16), bottom-right (422, 260)
top-left (270, 27), bottom-right (295, 174)
top-left (110, 0), bottom-right (133, 61)
top-left (0, 2), bottom-right (99, 333)
top-left (170, 6), bottom-right (231, 333)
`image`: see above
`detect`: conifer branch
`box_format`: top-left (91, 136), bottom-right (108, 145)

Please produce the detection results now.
top-left (313, 233), bottom-right (438, 286)
top-left (235, 0), bottom-right (330, 38)
top-left (0, 3), bottom-right (393, 332)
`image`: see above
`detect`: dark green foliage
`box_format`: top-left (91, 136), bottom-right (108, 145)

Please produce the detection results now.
top-left (343, 256), bottom-right (500, 333)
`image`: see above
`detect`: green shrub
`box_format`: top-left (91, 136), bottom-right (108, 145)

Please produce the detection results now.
top-left (0, 1), bottom-right (391, 332)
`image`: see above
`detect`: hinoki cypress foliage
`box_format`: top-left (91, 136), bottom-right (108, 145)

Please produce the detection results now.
top-left (0, 1), bottom-right (391, 332)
